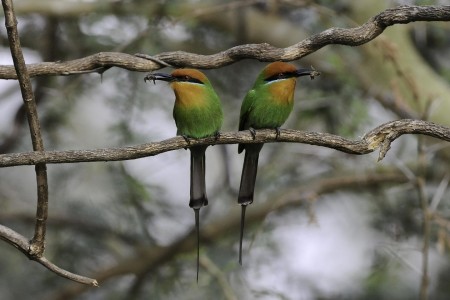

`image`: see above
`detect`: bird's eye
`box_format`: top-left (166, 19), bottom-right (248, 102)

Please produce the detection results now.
top-left (184, 75), bottom-right (191, 81)
top-left (278, 73), bottom-right (285, 79)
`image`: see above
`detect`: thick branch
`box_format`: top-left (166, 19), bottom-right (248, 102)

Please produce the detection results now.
top-left (0, 119), bottom-right (448, 168)
top-left (0, 5), bottom-right (449, 78)
top-left (0, 224), bottom-right (98, 286)
top-left (2, 0), bottom-right (49, 257)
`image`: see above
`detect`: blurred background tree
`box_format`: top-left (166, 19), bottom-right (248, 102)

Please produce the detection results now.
top-left (0, 0), bottom-right (450, 299)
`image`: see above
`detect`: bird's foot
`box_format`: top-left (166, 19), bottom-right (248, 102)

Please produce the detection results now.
top-left (214, 131), bottom-right (221, 142)
top-left (249, 127), bottom-right (257, 140)
top-left (181, 135), bottom-right (191, 150)
top-left (275, 127), bottom-right (281, 139)
top-left (182, 135), bottom-right (191, 144)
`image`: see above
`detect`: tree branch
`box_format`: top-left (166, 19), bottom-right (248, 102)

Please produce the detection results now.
top-left (0, 119), bottom-right (448, 168)
top-left (2, 0), bottom-right (49, 257)
top-left (0, 5), bottom-right (449, 78)
top-left (50, 171), bottom-right (409, 300)
top-left (200, 255), bottom-right (238, 300)
top-left (0, 225), bottom-right (98, 286)
top-left (0, 52), bottom-right (161, 79)
top-left (1, 3), bottom-right (449, 291)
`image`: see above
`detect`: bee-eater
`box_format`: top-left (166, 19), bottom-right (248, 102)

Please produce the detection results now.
top-left (145, 69), bottom-right (223, 281)
top-left (237, 62), bottom-right (319, 265)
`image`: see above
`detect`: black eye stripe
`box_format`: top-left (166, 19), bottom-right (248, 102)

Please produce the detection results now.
top-left (175, 75), bottom-right (204, 84)
top-left (264, 71), bottom-right (296, 82)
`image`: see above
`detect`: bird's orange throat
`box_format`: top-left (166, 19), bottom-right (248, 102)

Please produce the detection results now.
top-left (171, 82), bottom-right (207, 107)
top-left (267, 78), bottom-right (296, 105)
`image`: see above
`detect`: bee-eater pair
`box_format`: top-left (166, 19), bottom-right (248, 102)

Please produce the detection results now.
top-left (145, 62), bottom-right (318, 279)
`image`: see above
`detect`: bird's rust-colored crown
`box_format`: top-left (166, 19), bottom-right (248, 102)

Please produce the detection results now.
top-left (171, 69), bottom-right (209, 84)
top-left (262, 62), bottom-right (297, 79)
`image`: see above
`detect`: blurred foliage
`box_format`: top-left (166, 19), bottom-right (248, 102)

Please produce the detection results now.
top-left (1, 0), bottom-right (450, 299)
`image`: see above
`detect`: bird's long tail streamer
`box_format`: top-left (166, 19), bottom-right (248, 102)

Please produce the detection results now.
top-left (238, 144), bottom-right (263, 265)
top-left (189, 145), bottom-right (208, 281)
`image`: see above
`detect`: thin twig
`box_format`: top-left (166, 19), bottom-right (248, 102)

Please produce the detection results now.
top-left (134, 53), bottom-right (173, 68)
top-left (393, 49), bottom-right (434, 299)
top-left (2, 0), bottom-right (49, 257)
top-left (0, 225), bottom-right (98, 286)
top-left (417, 143), bottom-right (430, 300)
top-left (200, 255), bottom-right (238, 300)
top-left (0, 5), bottom-right (449, 78)
top-left (382, 245), bottom-right (422, 274)
top-left (417, 103), bottom-right (434, 300)
top-left (429, 175), bottom-right (449, 211)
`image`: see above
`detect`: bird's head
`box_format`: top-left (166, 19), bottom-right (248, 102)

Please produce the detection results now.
top-left (260, 62), bottom-right (319, 84)
top-left (252, 61), bottom-right (320, 103)
top-left (145, 69), bottom-right (210, 87)
top-left (145, 69), bottom-right (216, 106)
top-left (252, 62), bottom-right (319, 100)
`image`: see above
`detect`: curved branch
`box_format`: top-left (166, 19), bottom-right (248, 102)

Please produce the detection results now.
top-left (155, 5), bottom-right (450, 68)
top-left (0, 5), bottom-right (449, 78)
top-left (0, 224), bottom-right (98, 286)
top-left (0, 52), bottom-right (161, 79)
top-left (0, 119), bottom-right (448, 168)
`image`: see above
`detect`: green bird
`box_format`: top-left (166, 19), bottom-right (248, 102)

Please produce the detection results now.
top-left (237, 62), bottom-right (319, 265)
top-left (145, 69), bottom-right (223, 281)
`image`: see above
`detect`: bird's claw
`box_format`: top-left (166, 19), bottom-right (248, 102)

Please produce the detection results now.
top-left (249, 128), bottom-right (257, 140)
top-left (181, 135), bottom-right (191, 144)
top-left (214, 131), bottom-right (221, 141)
top-left (275, 127), bottom-right (281, 139)
top-left (181, 135), bottom-right (191, 150)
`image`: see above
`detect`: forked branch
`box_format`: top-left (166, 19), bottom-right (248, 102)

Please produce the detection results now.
top-left (1, 1), bottom-right (450, 289)
top-left (2, 0), bottom-right (49, 257)
top-left (0, 225), bottom-right (98, 286)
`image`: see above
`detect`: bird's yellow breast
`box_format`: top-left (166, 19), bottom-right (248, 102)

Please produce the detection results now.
top-left (171, 82), bottom-right (207, 107)
top-left (267, 78), bottom-right (296, 104)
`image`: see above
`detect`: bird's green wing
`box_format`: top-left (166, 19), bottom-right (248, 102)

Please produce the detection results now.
top-left (239, 89), bottom-right (257, 131)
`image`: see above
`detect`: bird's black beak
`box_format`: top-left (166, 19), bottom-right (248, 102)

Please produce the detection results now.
top-left (295, 68), bottom-right (321, 80)
top-left (144, 72), bottom-right (175, 84)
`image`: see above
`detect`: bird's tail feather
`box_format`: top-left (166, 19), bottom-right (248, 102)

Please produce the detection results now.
top-left (238, 145), bottom-right (263, 205)
top-left (189, 145), bottom-right (208, 281)
top-left (238, 144), bottom-right (263, 265)
top-left (190, 145), bottom-right (208, 209)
